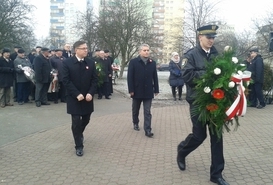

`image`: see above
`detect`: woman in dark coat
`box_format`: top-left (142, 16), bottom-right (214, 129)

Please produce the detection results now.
top-left (168, 52), bottom-right (184, 101)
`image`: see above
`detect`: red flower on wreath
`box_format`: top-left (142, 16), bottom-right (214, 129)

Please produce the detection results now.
top-left (206, 103), bottom-right (219, 112)
top-left (212, 89), bottom-right (225, 99)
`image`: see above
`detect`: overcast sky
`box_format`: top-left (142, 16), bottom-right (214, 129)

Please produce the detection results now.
top-left (26, 0), bottom-right (273, 39)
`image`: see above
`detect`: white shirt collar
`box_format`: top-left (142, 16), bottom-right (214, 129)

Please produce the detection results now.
top-left (75, 55), bottom-right (83, 62)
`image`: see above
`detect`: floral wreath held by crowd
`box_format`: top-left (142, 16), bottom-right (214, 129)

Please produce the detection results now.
top-left (192, 47), bottom-right (251, 139)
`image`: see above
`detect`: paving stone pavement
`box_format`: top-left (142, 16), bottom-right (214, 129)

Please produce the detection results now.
top-left (1, 72), bottom-right (273, 185)
top-left (0, 97), bottom-right (273, 185)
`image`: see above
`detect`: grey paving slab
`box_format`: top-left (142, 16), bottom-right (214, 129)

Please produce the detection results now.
top-left (0, 101), bottom-right (273, 185)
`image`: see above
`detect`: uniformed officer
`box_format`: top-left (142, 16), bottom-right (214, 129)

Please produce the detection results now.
top-left (176, 25), bottom-right (229, 185)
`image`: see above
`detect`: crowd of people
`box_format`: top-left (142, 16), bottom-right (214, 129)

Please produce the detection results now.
top-left (0, 43), bottom-right (116, 108)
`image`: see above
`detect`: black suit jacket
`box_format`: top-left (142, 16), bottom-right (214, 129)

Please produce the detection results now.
top-left (63, 56), bottom-right (98, 115)
top-left (62, 50), bottom-right (72, 58)
top-left (33, 54), bottom-right (51, 83)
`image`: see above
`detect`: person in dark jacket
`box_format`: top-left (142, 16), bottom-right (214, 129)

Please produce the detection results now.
top-left (177, 25), bottom-right (229, 185)
top-left (127, 43), bottom-right (159, 138)
top-left (249, 47), bottom-right (265, 109)
top-left (49, 49), bottom-right (66, 103)
top-left (168, 52), bottom-right (184, 101)
top-left (10, 46), bottom-right (21, 102)
top-left (104, 49), bottom-right (114, 95)
top-left (14, 49), bottom-right (32, 104)
top-left (33, 47), bottom-right (52, 107)
top-left (63, 41), bottom-right (98, 157)
top-left (0, 48), bottom-right (14, 108)
top-left (28, 49), bottom-right (36, 66)
top-left (95, 50), bottom-right (112, 99)
top-left (62, 43), bottom-right (72, 58)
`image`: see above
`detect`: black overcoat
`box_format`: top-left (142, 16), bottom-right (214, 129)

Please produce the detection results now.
top-left (0, 57), bottom-right (14, 87)
top-left (63, 56), bottom-right (98, 115)
top-left (33, 54), bottom-right (51, 83)
top-left (127, 56), bottom-right (159, 99)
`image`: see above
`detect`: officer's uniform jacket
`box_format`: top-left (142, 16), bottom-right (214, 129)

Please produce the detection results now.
top-left (181, 44), bottom-right (218, 104)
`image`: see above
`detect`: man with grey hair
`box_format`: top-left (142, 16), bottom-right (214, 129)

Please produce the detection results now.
top-left (127, 44), bottom-right (159, 138)
top-left (62, 43), bottom-right (72, 58)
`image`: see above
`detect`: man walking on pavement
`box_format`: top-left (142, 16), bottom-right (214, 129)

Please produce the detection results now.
top-left (176, 24), bottom-right (229, 185)
top-left (63, 41), bottom-right (98, 156)
top-left (127, 44), bottom-right (159, 138)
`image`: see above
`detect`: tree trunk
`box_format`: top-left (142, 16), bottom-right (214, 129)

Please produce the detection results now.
top-left (119, 54), bottom-right (127, 78)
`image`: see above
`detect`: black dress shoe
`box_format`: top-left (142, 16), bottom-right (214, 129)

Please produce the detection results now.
top-left (41, 102), bottom-right (50, 105)
top-left (98, 96), bottom-right (102, 99)
top-left (36, 101), bottom-right (41, 107)
top-left (257, 105), bottom-right (265, 109)
top-left (105, 96), bottom-right (111, 99)
top-left (210, 178), bottom-right (229, 185)
top-left (76, 148), bottom-right (83, 156)
top-left (134, 124), bottom-right (140, 131)
top-left (177, 156), bottom-right (186, 171)
top-left (145, 131), bottom-right (154, 137)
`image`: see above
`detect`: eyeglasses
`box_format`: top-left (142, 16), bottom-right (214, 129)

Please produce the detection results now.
top-left (77, 47), bottom-right (88, 50)
top-left (142, 50), bottom-right (150, 52)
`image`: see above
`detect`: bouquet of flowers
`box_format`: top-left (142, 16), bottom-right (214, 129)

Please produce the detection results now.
top-left (95, 61), bottom-right (105, 87)
top-left (17, 65), bottom-right (36, 84)
top-left (192, 47), bottom-right (251, 139)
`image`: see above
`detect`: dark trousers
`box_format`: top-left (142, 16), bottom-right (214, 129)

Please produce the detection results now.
top-left (13, 79), bottom-right (17, 101)
top-left (171, 86), bottom-right (183, 98)
top-left (58, 82), bottom-right (66, 102)
top-left (17, 82), bottom-right (30, 103)
top-left (71, 113), bottom-right (91, 149)
top-left (35, 82), bottom-right (49, 103)
top-left (132, 98), bottom-right (152, 133)
top-left (30, 82), bottom-right (35, 100)
top-left (98, 82), bottom-right (109, 98)
top-left (177, 104), bottom-right (224, 180)
top-left (108, 77), bottom-right (113, 94)
top-left (251, 83), bottom-right (265, 106)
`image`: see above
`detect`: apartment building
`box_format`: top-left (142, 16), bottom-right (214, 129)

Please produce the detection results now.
top-left (50, 0), bottom-right (86, 48)
top-left (152, 0), bottom-right (184, 63)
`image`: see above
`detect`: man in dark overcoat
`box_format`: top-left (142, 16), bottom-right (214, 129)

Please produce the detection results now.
top-left (248, 47), bottom-right (265, 109)
top-left (33, 47), bottom-right (52, 107)
top-left (63, 40), bottom-right (98, 156)
top-left (0, 48), bottom-right (14, 108)
top-left (127, 43), bottom-right (159, 138)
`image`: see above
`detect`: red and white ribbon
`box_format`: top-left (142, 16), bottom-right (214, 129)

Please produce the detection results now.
top-left (226, 71), bottom-right (251, 120)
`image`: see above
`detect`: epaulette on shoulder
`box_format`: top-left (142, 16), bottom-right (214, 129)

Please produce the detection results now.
top-left (184, 48), bottom-right (194, 55)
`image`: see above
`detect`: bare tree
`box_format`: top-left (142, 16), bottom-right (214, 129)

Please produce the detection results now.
top-left (74, 8), bottom-right (100, 53)
top-left (0, 0), bottom-right (36, 50)
top-left (252, 11), bottom-right (273, 62)
top-left (182, 0), bottom-right (221, 51)
top-left (97, 0), bottom-right (160, 77)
